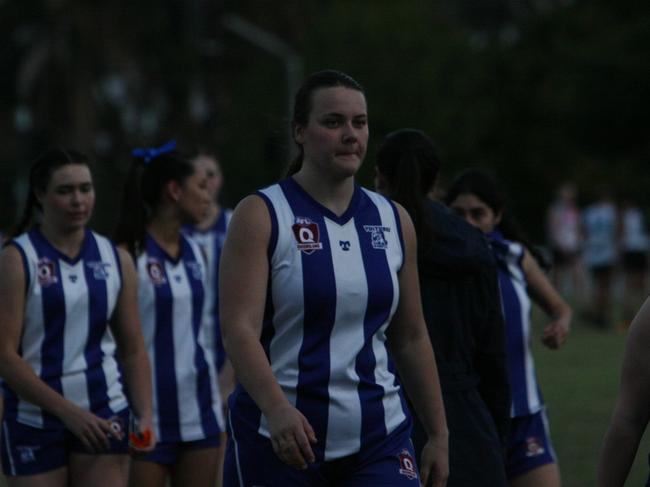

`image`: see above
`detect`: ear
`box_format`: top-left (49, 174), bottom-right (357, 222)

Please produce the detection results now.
top-left (293, 123), bottom-right (305, 145)
top-left (495, 210), bottom-right (503, 226)
top-left (165, 180), bottom-right (182, 203)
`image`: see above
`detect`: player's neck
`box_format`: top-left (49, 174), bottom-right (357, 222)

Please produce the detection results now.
top-left (292, 170), bottom-right (355, 217)
top-left (147, 210), bottom-right (182, 259)
top-left (196, 203), bottom-right (221, 231)
top-left (39, 221), bottom-right (86, 259)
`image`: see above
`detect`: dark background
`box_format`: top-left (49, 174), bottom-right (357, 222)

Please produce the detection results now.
top-left (1, 0), bottom-right (648, 241)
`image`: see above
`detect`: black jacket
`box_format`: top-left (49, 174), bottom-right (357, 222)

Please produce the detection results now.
top-left (417, 200), bottom-right (510, 444)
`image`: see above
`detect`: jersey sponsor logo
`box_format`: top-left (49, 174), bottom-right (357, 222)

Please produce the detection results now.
top-left (397, 449), bottom-right (418, 480)
top-left (146, 258), bottom-right (167, 285)
top-left (339, 240), bottom-right (351, 251)
top-left (186, 261), bottom-right (204, 281)
top-left (363, 225), bottom-right (390, 249)
top-left (37, 258), bottom-right (58, 287)
top-left (292, 217), bottom-right (323, 254)
top-left (525, 436), bottom-right (546, 457)
top-left (86, 261), bottom-right (111, 280)
top-left (69, 274), bottom-right (78, 283)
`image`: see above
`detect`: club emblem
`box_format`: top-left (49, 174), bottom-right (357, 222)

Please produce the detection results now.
top-left (292, 217), bottom-right (323, 254)
top-left (37, 258), bottom-right (58, 287)
top-left (146, 258), bottom-right (167, 285)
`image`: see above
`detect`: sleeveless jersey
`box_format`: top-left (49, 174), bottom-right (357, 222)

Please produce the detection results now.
top-left (488, 231), bottom-right (544, 418)
top-left (4, 228), bottom-right (127, 429)
top-left (229, 178), bottom-right (410, 462)
top-left (137, 233), bottom-right (224, 442)
top-left (182, 208), bottom-right (233, 371)
top-left (582, 202), bottom-right (617, 267)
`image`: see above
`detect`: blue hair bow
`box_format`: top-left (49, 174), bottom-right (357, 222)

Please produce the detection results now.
top-left (132, 140), bottom-right (177, 164)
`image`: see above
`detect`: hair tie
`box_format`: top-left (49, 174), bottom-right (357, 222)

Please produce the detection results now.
top-left (132, 140), bottom-right (177, 164)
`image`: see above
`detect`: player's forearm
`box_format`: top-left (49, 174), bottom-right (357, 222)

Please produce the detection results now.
top-left (119, 348), bottom-right (153, 422)
top-left (223, 326), bottom-right (289, 415)
top-left (597, 417), bottom-right (643, 487)
top-left (0, 351), bottom-right (78, 421)
top-left (391, 336), bottom-right (447, 439)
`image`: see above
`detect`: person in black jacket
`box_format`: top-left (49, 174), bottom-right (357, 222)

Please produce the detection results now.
top-left (375, 128), bottom-right (510, 486)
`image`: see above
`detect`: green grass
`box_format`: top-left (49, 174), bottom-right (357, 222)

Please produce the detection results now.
top-left (0, 311), bottom-right (647, 486)
top-left (533, 311), bottom-right (650, 486)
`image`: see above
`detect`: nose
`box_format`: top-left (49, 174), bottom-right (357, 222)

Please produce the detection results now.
top-left (341, 122), bottom-right (357, 142)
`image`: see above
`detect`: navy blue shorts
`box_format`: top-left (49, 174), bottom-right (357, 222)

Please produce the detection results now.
top-left (224, 413), bottom-right (419, 486)
top-left (506, 408), bottom-right (557, 480)
top-left (1, 408), bottom-right (130, 476)
top-left (135, 435), bottom-right (221, 465)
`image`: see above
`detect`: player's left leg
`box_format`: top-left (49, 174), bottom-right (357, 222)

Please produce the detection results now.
top-left (510, 463), bottom-right (560, 487)
top-left (68, 454), bottom-right (129, 487)
top-left (170, 438), bottom-right (220, 487)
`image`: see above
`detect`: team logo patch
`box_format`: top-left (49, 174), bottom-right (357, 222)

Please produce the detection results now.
top-left (86, 261), bottom-right (111, 280)
top-left (363, 225), bottom-right (390, 249)
top-left (186, 261), bottom-right (203, 281)
top-left (339, 240), bottom-right (351, 251)
top-left (397, 449), bottom-right (418, 480)
top-left (37, 258), bottom-right (58, 287)
top-left (16, 445), bottom-right (39, 464)
top-left (525, 436), bottom-right (546, 457)
top-left (146, 258), bottom-right (167, 285)
top-left (292, 217), bottom-right (323, 254)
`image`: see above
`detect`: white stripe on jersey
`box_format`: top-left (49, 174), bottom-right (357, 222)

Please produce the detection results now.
top-left (259, 185), bottom-right (305, 437)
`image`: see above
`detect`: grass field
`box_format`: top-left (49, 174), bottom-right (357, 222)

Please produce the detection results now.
top-left (0, 305), bottom-right (647, 486)
top-left (532, 308), bottom-right (650, 486)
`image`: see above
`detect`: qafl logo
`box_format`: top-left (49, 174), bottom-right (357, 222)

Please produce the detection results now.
top-left (37, 258), bottom-right (58, 287)
top-left (146, 259), bottom-right (167, 286)
top-left (292, 217), bottom-right (323, 254)
top-left (397, 449), bottom-right (418, 480)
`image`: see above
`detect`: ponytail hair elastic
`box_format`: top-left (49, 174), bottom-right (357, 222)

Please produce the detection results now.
top-left (132, 140), bottom-right (177, 164)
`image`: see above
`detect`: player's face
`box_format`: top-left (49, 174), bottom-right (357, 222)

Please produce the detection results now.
top-left (193, 155), bottom-right (222, 201)
top-left (38, 164), bottom-right (95, 232)
top-left (449, 193), bottom-right (501, 234)
top-left (295, 86), bottom-right (368, 180)
top-left (177, 166), bottom-right (211, 224)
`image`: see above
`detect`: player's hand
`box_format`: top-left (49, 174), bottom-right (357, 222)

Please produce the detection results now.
top-left (130, 415), bottom-right (156, 452)
top-left (266, 402), bottom-right (317, 470)
top-left (419, 434), bottom-right (448, 487)
top-left (60, 404), bottom-right (116, 453)
top-left (542, 317), bottom-right (570, 349)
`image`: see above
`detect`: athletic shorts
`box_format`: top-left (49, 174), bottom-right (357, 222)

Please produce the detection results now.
top-left (506, 408), bottom-right (557, 480)
top-left (135, 435), bottom-right (220, 465)
top-left (224, 413), bottom-right (419, 486)
top-left (1, 408), bottom-right (130, 476)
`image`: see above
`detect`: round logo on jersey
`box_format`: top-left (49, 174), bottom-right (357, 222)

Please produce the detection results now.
top-left (146, 258), bottom-right (167, 285)
top-left (37, 258), bottom-right (58, 287)
top-left (397, 449), bottom-right (418, 480)
top-left (292, 217), bottom-right (323, 254)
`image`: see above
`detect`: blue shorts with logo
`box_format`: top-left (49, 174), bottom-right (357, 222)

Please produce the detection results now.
top-left (224, 412), bottom-right (420, 486)
top-left (506, 408), bottom-right (557, 480)
top-left (134, 435), bottom-right (221, 465)
top-left (1, 408), bottom-right (130, 477)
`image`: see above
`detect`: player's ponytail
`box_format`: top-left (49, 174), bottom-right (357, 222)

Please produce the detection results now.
top-left (115, 141), bottom-right (194, 258)
top-left (376, 129), bottom-right (439, 251)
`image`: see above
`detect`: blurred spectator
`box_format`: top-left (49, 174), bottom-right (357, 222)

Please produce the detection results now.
top-left (581, 187), bottom-right (618, 328)
top-left (618, 199), bottom-right (650, 330)
top-left (546, 182), bottom-right (584, 301)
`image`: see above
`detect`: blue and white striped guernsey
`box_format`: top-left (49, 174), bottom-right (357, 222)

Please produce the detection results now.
top-left (137, 233), bottom-right (224, 443)
top-left (4, 228), bottom-right (127, 429)
top-left (183, 208), bottom-right (233, 371)
top-left (229, 178), bottom-right (410, 462)
top-left (488, 230), bottom-right (544, 418)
